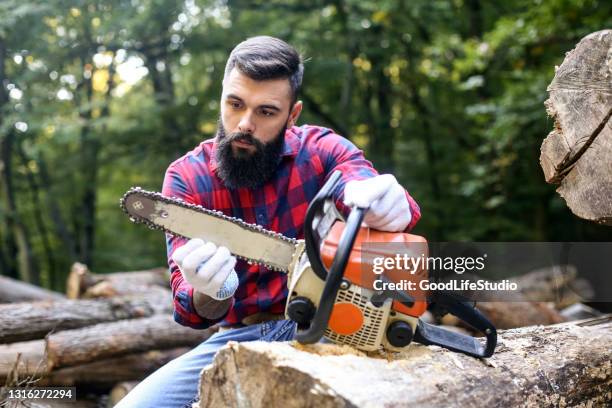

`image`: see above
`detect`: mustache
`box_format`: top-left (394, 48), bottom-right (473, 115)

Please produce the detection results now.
top-left (226, 132), bottom-right (257, 146)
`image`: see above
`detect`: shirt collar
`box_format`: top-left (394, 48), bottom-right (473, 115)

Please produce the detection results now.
top-left (209, 126), bottom-right (300, 172)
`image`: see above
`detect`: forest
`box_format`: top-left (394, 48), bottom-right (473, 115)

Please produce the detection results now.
top-left (1, 0), bottom-right (611, 290)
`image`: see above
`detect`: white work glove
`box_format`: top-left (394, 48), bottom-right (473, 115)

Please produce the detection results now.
top-left (343, 174), bottom-right (412, 232)
top-left (172, 238), bottom-right (239, 300)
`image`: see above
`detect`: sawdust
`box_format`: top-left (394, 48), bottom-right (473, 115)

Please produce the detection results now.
top-left (289, 341), bottom-right (367, 357)
top-left (288, 340), bottom-right (436, 363)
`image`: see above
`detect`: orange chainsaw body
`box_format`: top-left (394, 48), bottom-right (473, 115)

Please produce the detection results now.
top-left (319, 222), bottom-right (429, 335)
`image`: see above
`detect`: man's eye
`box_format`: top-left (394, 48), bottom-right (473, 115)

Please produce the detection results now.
top-left (260, 109), bottom-right (274, 116)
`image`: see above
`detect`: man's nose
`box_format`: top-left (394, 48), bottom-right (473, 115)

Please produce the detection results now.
top-left (237, 111), bottom-right (255, 134)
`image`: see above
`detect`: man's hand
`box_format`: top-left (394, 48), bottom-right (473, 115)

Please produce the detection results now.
top-left (172, 238), bottom-right (239, 300)
top-left (343, 174), bottom-right (412, 232)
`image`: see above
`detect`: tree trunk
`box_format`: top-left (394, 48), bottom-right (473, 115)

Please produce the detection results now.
top-left (46, 315), bottom-right (213, 369)
top-left (17, 143), bottom-right (56, 284)
top-left (540, 30), bottom-right (612, 225)
top-left (198, 317), bottom-right (611, 408)
top-left (37, 152), bottom-right (78, 265)
top-left (0, 35), bottom-right (18, 280)
top-left (0, 131), bottom-right (38, 284)
top-left (0, 291), bottom-right (171, 343)
top-left (77, 56), bottom-right (97, 267)
top-left (0, 275), bottom-right (65, 304)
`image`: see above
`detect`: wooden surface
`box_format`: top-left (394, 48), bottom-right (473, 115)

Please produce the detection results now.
top-left (0, 275), bottom-right (65, 304)
top-left (540, 30), bottom-right (612, 225)
top-left (46, 315), bottom-right (213, 369)
top-left (198, 317), bottom-right (611, 407)
top-left (0, 291), bottom-right (172, 343)
top-left (66, 262), bottom-right (169, 299)
top-left (39, 348), bottom-right (188, 387)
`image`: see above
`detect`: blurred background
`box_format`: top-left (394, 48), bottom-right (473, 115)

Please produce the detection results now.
top-left (0, 0), bottom-right (610, 291)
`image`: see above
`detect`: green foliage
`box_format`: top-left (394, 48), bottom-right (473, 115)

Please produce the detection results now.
top-left (0, 0), bottom-right (610, 288)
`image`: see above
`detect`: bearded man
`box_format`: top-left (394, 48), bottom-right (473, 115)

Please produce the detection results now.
top-left (117, 35), bottom-right (420, 408)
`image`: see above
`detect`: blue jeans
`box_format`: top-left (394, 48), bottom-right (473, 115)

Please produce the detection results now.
top-left (114, 319), bottom-right (297, 408)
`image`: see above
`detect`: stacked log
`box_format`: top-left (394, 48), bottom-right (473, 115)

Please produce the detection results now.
top-left (0, 276), bottom-right (65, 303)
top-left (0, 292), bottom-right (172, 343)
top-left (66, 263), bottom-right (169, 299)
top-left (0, 264), bottom-right (214, 408)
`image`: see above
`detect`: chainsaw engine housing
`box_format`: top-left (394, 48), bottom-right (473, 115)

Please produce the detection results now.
top-left (285, 170), bottom-right (497, 358)
top-left (285, 223), bottom-right (428, 352)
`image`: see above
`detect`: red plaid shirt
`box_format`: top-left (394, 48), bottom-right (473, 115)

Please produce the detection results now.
top-left (162, 125), bottom-right (421, 329)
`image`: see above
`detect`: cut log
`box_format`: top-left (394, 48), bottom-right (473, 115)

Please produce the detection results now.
top-left (38, 348), bottom-right (188, 387)
top-left (439, 268), bottom-right (569, 329)
top-left (539, 30), bottom-right (612, 225)
top-left (198, 316), bottom-right (612, 408)
top-left (66, 262), bottom-right (169, 299)
top-left (469, 301), bottom-right (565, 329)
top-left (0, 339), bottom-right (48, 380)
top-left (46, 315), bottom-right (213, 369)
top-left (510, 264), bottom-right (594, 307)
top-left (0, 291), bottom-right (172, 343)
top-left (0, 275), bottom-right (65, 304)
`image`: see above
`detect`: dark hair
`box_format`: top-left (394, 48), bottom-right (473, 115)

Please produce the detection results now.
top-left (223, 36), bottom-right (303, 103)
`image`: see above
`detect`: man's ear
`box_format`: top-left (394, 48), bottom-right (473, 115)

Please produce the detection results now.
top-left (287, 100), bottom-right (303, 127)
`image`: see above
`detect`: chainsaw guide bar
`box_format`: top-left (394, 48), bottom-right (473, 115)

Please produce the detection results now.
top-left (120, 187), bottom-right (299, 272)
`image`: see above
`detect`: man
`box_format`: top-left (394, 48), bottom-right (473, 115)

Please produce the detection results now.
top-left (117, 36), bottom-right (420, 407)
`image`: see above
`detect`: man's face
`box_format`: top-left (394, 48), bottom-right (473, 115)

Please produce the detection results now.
top-left (221, 68), bottom-right (296, 154)
top-left (214, 68), bottom-right (302, 189)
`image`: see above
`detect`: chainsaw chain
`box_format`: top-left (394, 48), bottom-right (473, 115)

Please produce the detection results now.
top-left (119, 187), bottom-right (298, 272)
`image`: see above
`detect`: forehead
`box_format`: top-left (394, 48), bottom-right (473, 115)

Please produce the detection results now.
top-left (222, 68), bottom-right (292, 107)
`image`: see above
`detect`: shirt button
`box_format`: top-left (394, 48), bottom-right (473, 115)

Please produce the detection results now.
top-left (257, 212), bottom-right (265, 222)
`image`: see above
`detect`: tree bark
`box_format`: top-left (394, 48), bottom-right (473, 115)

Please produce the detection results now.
top-left (0, 291), bottom-right (171, 343)
top-left (46, 315), bottom-right (213, 369)
top-left (540, 30), bottom-right (612, 225)
top-left (0, 275), bottom-right (65, 304)
top-left (198, 317), bottom-right (611, 408)
top-left (65, 262), bottom-right (169, 299)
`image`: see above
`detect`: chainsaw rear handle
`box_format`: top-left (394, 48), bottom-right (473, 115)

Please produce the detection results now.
top-left (414, 291), bottom-right (497, 358)
top-left (297, 170), bottom-right (366, 344)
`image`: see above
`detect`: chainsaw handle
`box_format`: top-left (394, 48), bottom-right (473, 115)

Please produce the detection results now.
top-left (414, 292), bottom-right (497, 358)
top-left (297, 169), bottom-right (366, 343)
top-left (303, 170), bottom-right (343, 281)
top-left (296, 206), bottom-right (365, 344)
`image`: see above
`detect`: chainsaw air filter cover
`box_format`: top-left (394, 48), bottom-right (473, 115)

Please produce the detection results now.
top-left (320, 222), bottom-right (429, 319)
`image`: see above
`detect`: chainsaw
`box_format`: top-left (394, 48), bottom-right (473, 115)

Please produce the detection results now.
top-left (120, 170), bottom-right (497, 357)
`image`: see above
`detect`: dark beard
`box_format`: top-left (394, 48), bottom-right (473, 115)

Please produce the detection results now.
top-left (214, 122), bottom-right (286, 190)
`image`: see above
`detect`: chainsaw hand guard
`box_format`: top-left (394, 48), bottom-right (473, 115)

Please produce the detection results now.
top-left (297, 170), bottom-right (366, 344)
top-left (414, 291), bottom-right (497, 358)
